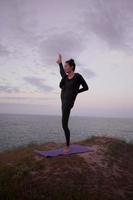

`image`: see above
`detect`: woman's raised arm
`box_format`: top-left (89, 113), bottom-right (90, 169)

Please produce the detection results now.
top-left (56, 54), bottom-right (66, 78)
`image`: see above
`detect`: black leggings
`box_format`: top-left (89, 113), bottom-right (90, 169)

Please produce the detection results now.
top-left (61, 103), bottom-right (73, 146)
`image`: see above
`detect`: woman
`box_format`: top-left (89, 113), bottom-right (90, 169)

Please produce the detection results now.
top-left (56, 54), bottom-right (89, 153)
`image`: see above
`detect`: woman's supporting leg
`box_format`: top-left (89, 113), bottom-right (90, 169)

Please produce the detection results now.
top-left (61, 104), bottom-right (71, 146)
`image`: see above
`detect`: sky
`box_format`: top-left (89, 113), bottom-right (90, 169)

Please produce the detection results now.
top-left (0, 0), bottom-right (133, 118)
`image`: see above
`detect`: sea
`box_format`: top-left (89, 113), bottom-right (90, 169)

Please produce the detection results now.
top-left (0, 113), bottom-right (133, 151)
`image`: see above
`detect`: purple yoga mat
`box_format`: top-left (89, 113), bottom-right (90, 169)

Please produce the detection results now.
top-left (34, 144), bottom-right (94, 158)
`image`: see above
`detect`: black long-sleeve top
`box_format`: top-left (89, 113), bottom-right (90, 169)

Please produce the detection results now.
top-left (58, 62), bottom-right (89, 106)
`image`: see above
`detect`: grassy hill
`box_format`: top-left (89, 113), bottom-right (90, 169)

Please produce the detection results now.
top-left (0, 136), bottom-right (133, 200)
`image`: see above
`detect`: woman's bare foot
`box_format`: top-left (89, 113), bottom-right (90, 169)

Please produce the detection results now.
top-left (63, 145), bottom-right (70, 153)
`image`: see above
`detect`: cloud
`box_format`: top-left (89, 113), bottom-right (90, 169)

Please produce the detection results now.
top-left (24, 76), bottom-right (54, 92)
top-left (39, 30), bottom-right (88, 66)
top-left (0, 85), bottom-right (20, 93)
top-left (13, 0), bottom-right (83, 47)
top-left (79, 0), bottom-right (133, 51)
top-left (76, 61), bottom-right (96, 79)
top-left (80, 68), bottom-right (96, 79)
top-left (0, 44), bottom-right (10, 57)
top-left (0, 96), bottom-right (54, 100)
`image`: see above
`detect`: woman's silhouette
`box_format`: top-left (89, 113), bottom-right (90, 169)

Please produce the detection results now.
top-left (56, 54), bottom-right (89, 153)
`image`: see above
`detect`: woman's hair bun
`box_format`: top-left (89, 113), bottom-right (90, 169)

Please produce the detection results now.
top-left (70, 59), bottom-right (75, 63)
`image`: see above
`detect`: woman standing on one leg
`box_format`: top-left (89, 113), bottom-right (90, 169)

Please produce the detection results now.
top-left (56, 54), bottom-right (89, 153)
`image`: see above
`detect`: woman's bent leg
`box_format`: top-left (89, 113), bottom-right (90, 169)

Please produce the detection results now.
top-left (61, 104), bottom-right (71, 146)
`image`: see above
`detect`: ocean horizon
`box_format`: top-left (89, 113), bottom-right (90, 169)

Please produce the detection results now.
top-left (0, 113), bottom-right (133, 151)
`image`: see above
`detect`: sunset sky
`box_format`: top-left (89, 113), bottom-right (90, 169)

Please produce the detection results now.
top-left (0, 0), bottom-right (133, 118)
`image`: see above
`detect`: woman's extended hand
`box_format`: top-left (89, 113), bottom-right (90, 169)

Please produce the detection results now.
top-left (56, 53), bottom-right (62, 64)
